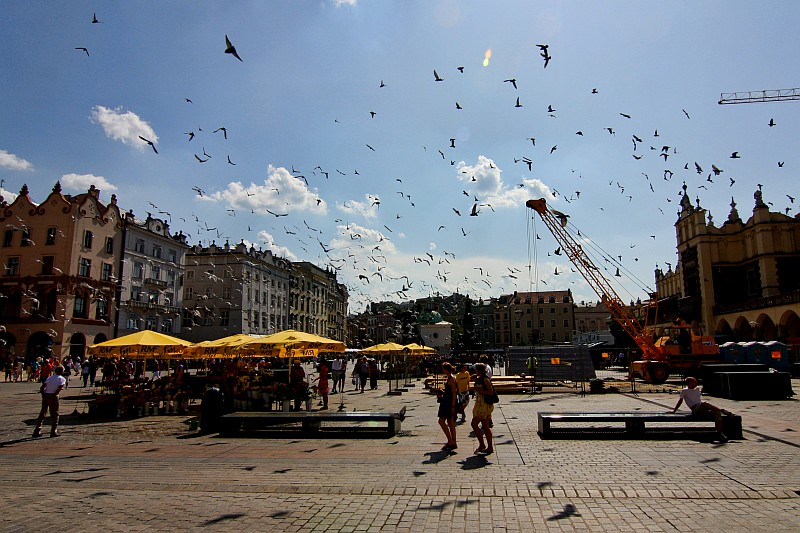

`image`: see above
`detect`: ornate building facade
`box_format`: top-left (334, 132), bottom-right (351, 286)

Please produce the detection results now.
top-left (495, 290), bottom-right (575, 345)
top-left (181, 241), bottom-right (292, 342)
top-left (656, 185), bottom-right (800, 342)
top-left (290, 262), bottom-right (348, 341)
top-left (0, 183), bottom-right (122, 360)
top-left (116, 212), bottom-right (190, 337)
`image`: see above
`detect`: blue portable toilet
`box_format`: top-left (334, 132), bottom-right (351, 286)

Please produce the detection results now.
top-left (719, 342), bottom-right (745, 364)
top-left (740, 341), bottom-right (769, 365)
top-left (762, 341), bottom-right (789, 371)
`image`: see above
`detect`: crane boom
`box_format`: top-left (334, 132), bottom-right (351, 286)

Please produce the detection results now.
top-left (526, 198), bottom-right (659, 358)
top-left (718, 88), bottom-right (800, 105)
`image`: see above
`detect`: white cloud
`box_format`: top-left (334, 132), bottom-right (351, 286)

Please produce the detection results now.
top-left (205, 165), bottom-right (326, 215)
top-left (330, 222), bottom-right (396, 254)
top-left (455, 155), bottom-right (554, 209)
top-left (0, 187), bottom-right (18, 203)
top-left (0, 149), bottom-right (33, 171)
top-left (61, 173), bottom-right (118, 193)
top-left (336, 193), bottom-right (380, 219)
top-left (333, 0), bottom-right (357, 6)
top-left (90, 105), bottom-right (157, 150)
top-left (256, 231), bottom-right (297, 260)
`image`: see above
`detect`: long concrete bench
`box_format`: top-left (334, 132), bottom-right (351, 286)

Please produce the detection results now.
top-left (537, 411), bottom-right (742, 439)
top-left (219, 406), bottom-right (406, 437)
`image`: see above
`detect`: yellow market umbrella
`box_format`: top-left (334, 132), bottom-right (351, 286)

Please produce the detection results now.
top-left (404, 343), bottom-right (436, 356)
top-left (360, 342), bottom-right (407, 355)
top-left (88, 330), bottom-right (193, 360)
top-left (183, 333), bottom-right (265, 359)
top-left (235, 330), bottom-right (345, 358)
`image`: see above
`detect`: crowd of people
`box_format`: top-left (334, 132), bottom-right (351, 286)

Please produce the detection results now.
top-left (2, 351), bottom-right (100, 388)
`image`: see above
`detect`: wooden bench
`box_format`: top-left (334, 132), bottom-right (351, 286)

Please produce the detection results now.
top-left (219, 406), bottom-right (406, 437)
top-left (537, 411), bottom-right (742, 439)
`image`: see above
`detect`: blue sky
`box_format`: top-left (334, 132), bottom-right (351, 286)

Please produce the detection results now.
top-left (1, 1), bottom-right (798, 312)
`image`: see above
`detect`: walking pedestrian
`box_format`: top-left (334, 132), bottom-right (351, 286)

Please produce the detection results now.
top-left (81, 359), bottom-right (90, 387)
top-left (471, 363), bottom-right (494, 455)
top-left (315, 362), bottom-right (330, 410)
top-left (331, 357), bottom-right (341, 394)
top-left (357, 357), bottom-right (369, 393)
top-left (454, 363), bottom-right (471, 423)
top-left (33, 365), bottom-right (66, 438)
top-left (436, 362), bottom-right (458, 450)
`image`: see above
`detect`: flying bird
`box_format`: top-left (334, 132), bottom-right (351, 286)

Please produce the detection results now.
top-left (92, 13), bottom-right (102, 24)
top-left (515, 97), bottom-right (522, 108)
top-left (551, 209), bottom-right (569, 227)
top-left (213, 127), bottom-right (228, 139)
top-left (433, 69), bottom-right (443, 82)
top-left (224, 35), bottom-right (243, 61)
top-left (536, 44), bottom-right (551, 68)
top-left (138, 136), bottom-right (158, 154)
top-left (769, 118), bottom-right (776, 127)
top-left (75, 47), bottom-right (89, 56)
top-left (730, 151), bottom-right (740, 159)
top-left (620, 113), bottom-right (631, 119)
top-left (503, 78), bottom-right (517, 89)
top-left (682, 109), bottom-right (691, 119)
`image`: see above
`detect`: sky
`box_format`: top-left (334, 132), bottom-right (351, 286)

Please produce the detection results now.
top-left (1, 1), bottom-right (798, 313)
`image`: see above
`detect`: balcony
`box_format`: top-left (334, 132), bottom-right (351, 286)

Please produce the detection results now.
top-left (713, 290), bottom-right (800, 316)
top-left (125, 299), bottom-right (181, 314)
top-left (144, 278), bottom-right (167, 288)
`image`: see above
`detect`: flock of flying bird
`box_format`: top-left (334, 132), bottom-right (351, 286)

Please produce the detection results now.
top-left (54, 11), bottom-right (793, 312)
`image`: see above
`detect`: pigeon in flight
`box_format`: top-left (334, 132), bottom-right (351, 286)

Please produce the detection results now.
top-left (92, 13), bottom-right (102, 24)
top-left (504, 78), bottom-right (517, 89)
top-left (138, 136), bottom-right (158, 154)
top-left (433, 69), bottom-right (443, 82)
top-left (75, 47), bottom-right (89, 56)
top-left (536, 44), bottom-right (551, 68)
top-left (225, 35), bottom-right (243, 61)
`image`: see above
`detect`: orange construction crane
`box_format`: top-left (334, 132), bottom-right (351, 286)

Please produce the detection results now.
top-left (526, 198), bottom-right (719, 383)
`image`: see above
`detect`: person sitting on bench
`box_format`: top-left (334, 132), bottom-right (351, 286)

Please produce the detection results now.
top-left (672, 376), bottom-right (731, 441)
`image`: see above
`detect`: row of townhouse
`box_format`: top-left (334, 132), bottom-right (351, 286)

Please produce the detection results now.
top-left (0, 183), bottom-right (348, 361)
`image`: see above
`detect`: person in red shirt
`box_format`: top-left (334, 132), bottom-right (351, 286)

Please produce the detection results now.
top-left (40, 358), bottom-right (53, 383)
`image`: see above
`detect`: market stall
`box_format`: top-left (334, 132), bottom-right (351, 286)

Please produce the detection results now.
top-left (227, 330), bottom-right (347, 411)
top-left (86, 331), bottom-right (195, 417)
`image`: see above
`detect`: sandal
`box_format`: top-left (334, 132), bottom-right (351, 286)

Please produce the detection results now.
top-left (474, 446), bottom-right (487, 454)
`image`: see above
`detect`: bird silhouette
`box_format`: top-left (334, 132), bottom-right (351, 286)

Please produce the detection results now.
top-left (769, 118), bottom-right (776, 127)
top-left (730, 151), bottom-right (740, 159)
top-left (224, 35), bottom-right (243, 61)
top-left (213, 127), bottom-right (228, 139)
top-left (503, 79), bottom-right (517, 89)
top-left (433, 69), bottom-right (443, 82)
top-left (138, 136), bottom-right (158, 154)
top-left (75, 47), bottom-right (89, 56)
top-left (515, 97), bottom-right (522, 108)
top-left (92, 13), bottom-right (102, 24)
top-left (536, 44), bottom-right (551, 68)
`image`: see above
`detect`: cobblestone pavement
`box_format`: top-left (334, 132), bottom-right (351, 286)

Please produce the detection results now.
top-left (1, 376), bottom-right (799, 532)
